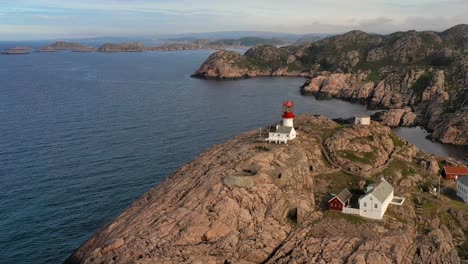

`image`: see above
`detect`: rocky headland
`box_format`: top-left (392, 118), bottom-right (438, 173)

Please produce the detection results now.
top-left (192, 25), bottom-right (468, 146)
top-left (66, 115), bottom-right (467, 263)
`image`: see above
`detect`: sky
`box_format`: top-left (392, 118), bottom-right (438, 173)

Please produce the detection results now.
top-left (1, 0), bottom-right (468, 40)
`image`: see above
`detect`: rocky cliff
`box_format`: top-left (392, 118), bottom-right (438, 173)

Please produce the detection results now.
top-left (193, 25), bottom-right (468, 145)
top-left (65, 115), bottom-right (466, 263)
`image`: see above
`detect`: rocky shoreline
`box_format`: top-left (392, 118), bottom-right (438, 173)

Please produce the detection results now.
top-left (65, 115), bottom-right (466, 263)
top-left (192, 25), bottom-right (468, 146)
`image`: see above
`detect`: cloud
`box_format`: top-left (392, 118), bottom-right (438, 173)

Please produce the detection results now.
top-left (1, 0), bottom-right (468, 40)
top-left (33, 14), bottom-right (69, 20)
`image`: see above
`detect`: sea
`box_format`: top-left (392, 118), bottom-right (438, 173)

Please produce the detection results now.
top-left (0, 42), bottom-right (466, 264)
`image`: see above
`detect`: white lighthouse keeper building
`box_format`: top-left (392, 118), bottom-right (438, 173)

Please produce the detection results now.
top-left (265, 101), bottom-right (297, 144)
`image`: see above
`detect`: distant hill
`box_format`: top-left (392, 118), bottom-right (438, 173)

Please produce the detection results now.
top-left (295, 33), bottom-right (331, 44)
top-left (208, 37), bottom-right (287, 46)
top-left (193, 24), bottom-right (468, 146)
top-left (157, 31), bottom-right (304, 43)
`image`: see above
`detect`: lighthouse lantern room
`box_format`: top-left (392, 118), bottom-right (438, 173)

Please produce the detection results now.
top-left (265, 101), bottom-right (297, 144)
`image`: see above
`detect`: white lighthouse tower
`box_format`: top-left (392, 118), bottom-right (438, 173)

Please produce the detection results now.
top-left (265, 101), bottom-right (297, 144)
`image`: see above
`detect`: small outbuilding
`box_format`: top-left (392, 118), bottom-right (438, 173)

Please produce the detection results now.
top-left (328, 188), bottom-right (352, 211)
top-left (355, 116), bottom-right (371, 125)
top-left (443, 166), bottom-right (468, 180)
top-left (456, 176), bottom-right (468, 203)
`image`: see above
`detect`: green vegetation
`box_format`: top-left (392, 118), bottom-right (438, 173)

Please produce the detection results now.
top-left (365, 70), bottom-right (383, 83)
top-left (447, 199), bottom-right (468, 210)
top-left (430, 56), bottom-right (453, 67)
top-left (287, 62), bottom-right (302, 72)
top-left (320, 125), bottom-right (345, 140)
top-left (325, 211), bottom-right (367, 224)
top-left (411, 71), bottom-right (432, 98)
top-left (418, 182), bottom-right (432, 193)
top-left (457, 231), bottom-right (468, 259)
top-left (421, 200), bottom-right (437, 215)
top-left (317, 171), bottom-right (361, 194)
top-left (337, 148), bottom-right (377, 165)
top-left (380, 158), bottom-right (420, 179)
top-left (389, 133), bottom-right (405, 147)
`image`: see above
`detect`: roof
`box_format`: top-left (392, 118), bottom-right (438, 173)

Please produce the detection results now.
top-left (271, 125), bottom-right (293, 134)
top-left (444, 166), bottom-right (468, 175)
top-left (457, 176), bottom-right (468, 187)
top-left (283, 100), bottom-right (294, 107)
top-left (328, 188), bottom-right (352, 204)
top-left (367, 180), bottom-right (394, 203)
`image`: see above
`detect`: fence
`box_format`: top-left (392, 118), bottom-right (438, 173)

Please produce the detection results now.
top-left (342, 207), bottom-right (360, 215)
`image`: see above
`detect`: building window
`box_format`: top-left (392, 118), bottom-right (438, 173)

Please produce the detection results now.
top-left (374, 204), bottom-right (378, 209)
top-left (363, 202), bottom-right (367, 207)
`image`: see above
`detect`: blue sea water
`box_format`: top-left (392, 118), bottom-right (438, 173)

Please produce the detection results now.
top-left (0, 44), bottom-right (466, 264)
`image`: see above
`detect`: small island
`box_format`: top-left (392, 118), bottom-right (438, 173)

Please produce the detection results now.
top-left (37, 41), bottom-right (97, 52)
top-left (1, 47), bottom-right (32, 55)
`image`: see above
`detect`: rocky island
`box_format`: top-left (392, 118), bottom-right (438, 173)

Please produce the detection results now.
top-left (17, 37), bottom-right (289, 54)
top-left (66, 115), bottom-right (467, 263)
top-left (38, 41), bottom-right (97, 52)
top-left (193, 25), bottom-right (468, 146)
top-left (1, 46), bottom-right (32, 55)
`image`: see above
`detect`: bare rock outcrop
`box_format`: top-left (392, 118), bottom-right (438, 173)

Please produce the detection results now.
top-left (372, 107), bottom-right (417, 127)
top-left (65, 115), bottom-right (463, 264)
top-left (191, 50), bottom-right (282, 79)
top-left (324, 122), bottom-right (397, 175)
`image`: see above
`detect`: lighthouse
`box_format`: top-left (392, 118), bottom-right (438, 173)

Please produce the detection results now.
top-left (265, 101), bottom-right (297, 144)
top-left (282, 100), bottom-right (295, 127)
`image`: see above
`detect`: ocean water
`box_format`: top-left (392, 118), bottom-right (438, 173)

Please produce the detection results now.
top-left (0, 46), bottom-right (466, 264)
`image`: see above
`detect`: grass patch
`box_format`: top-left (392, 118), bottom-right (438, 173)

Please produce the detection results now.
top-left (389, 133), bottom-right (405, 148)
top-left (457, 231), bottom-right (468, 259)
top-left (337, 149), bottom-right (377, 165)
top-left (320, 125), bottom-right (345, 140)
top-left (380, 158), bottom-right (419, 179)
top-left (317, 171), bottom-right (360, 194)
top-left (421, 200), bottom-right (438, 216)
top-left (365, 70), bottom-right (382, 83)
top-left (447, 199), bottom-right (468, 211)
top-left (325, 211), bottom-right (367, 224)
top-left (287, 61), bottom-right (302, 72)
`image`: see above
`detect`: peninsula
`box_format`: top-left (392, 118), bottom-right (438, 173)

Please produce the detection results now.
top-left (66, 114), bottom-right (466, 263)
top-left (193, 24), bottom-right (468, 146)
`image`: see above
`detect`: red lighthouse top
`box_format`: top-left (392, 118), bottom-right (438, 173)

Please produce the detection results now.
top-left (282, 100), bottom-right (295, 118)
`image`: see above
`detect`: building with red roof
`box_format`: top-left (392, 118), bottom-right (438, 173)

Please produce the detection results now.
top-left (443, 166), bottom-right (468, 180)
